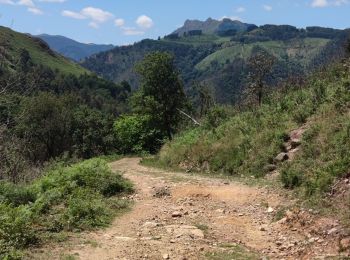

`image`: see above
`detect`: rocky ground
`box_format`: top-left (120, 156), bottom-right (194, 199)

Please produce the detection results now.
top-left (31, 157), bottom-right (350, 260)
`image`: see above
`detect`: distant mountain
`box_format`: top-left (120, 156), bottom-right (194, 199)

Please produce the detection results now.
top-left (37, 34), bottom-right (114, 61)
top-left (172, 18), bottom-right (256, 36)
top-left (82, 19), bottom-right (349, 104)
top-left (0, 26), bottom-right (87, 76)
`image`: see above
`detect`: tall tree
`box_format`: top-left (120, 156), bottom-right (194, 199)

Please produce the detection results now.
top-left (190, 82), bottom-right (215, 117)
top-left (134, 52), bottom-right (186, 140)
top-left (247, 50), bottom-right (276, 106)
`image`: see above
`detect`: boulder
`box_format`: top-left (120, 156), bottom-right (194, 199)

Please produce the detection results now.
top-left (171, 211), bottom-right (182, 218)
top-left (274, 153), bottom-right (289, 163)
top-left (165, 225), bottom-right (205, 239)
top-left (267, 207), bottom-right (274, 213)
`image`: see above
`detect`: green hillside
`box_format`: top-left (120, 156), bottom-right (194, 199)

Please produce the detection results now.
top-left (196, 38), bottom-right (330, 71)
top-left (156, 58), bottom-right (350, 201)
top-left (0, 26), bottom-right (88, 76)
top-left (82, 22), bottom-right (348, 104)
top-left (162, 34), bottom-right (231, 46)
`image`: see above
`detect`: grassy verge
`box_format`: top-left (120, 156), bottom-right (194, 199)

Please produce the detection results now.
top-left (157, 59), bottom-right (350, 205)
top-left (0, 158), bottom-right (133, 259)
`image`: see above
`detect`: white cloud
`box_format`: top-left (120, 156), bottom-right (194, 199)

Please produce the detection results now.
top-left (311, 0), bottom-right (328, 7)
top-left (311, 0), bottom-right (348, 7)
top-left (18, 0), bottom-right (34, 7)
top-left (62, 7), bottom-right (114, 29)
top-left (17, 0), bottom-right (46, 15)
top-left (81, 7), bottom-right (113, 23)
top-left (114, 18), bottom-right (125, 27)
top-left (263, 4), bottom-right (273, 11)
top-left (27, 7), bottom-right (43, 14)
top-left (0, 0), bottom-right (15, 5)
top-left (136, 15), bottom-right (153, 29)
top-left (235, 6), bottom-right (246, 13)
top-left (61, 10), bottom-right (86, 19)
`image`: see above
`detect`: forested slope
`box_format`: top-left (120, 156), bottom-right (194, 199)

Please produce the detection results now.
top-left (82, 20), bottom-right (349, 104)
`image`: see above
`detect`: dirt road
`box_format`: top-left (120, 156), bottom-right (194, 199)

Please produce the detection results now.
top-left (37, 158), bottom-right (345, 260)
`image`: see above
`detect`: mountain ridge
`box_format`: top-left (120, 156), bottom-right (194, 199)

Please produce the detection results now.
top-left (81, 18), bottom-right (349, 103)
top-left (172, 18), bottom-right (256, 36)
top-left (36, 34), bottom-right (114, 61)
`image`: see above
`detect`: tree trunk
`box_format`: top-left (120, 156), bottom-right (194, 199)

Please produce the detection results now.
top-left (258, 82), bottom-right (263, 106)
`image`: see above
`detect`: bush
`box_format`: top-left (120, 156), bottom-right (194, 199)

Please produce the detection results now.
top-left (281, 168), bottom-right (303, 189)
top-left (35, 159), bottom-right (132, 197)
top-left (204, 105), bottom-right (232, 129)
top-left (0, 159), bottom-right (133, 256)
top-left (64, 188), bottom-right (112, 230)
top-left (0, 182), bottom-right (36, 206)
top-left (0, 204), bottom-right (37, 257)
top-left (114, 115), bottom-right (163, 154)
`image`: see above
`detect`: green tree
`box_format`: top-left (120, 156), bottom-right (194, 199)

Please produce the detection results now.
top-left (247, 50), bottom-right (276, 106)
top-left (18, 49), bottom-right (32, 72)
top-left (195, 83), bottom-right (215, 117)
top-left (114, 115), bottom-right (162, 154)
top-left (15, 92), bottom-right (75, 161)
top-left (71, 106), bottom-right (116, 158)
top-left (134, 52), bottom-right (187, 140)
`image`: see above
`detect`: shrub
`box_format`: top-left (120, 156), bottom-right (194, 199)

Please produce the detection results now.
top-left (0, 204), bottom-right (37, 257)
top-left (204, 105), bottom-right (232, 129)
top-left (64, 188), bottom-right (112, 231)
top-left (0, 182), bottom-right (36, 206)
top-left (0, 158), bottom-right (133, 256)
top-left (114, 115), bottom-right (163, 154)
top-left (34, 159), bottom-right (133, 198)
top-left (281, 168), bottom-right (303, 189)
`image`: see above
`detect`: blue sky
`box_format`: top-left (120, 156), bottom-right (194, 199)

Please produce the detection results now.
top-left (0, 0), bottom-right (349, 45)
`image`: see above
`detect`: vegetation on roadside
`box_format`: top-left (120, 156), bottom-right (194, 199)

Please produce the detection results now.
top-left (0, 159), bottom-right (132, 259)
top-left (0, 30), bottom-right (132, 183)
top-left (157, 59), bottom-right (350, 201)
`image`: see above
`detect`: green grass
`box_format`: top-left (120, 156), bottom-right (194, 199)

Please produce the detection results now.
top-left (0, 158), bottom-right (133, 258)
top-left (162, 34), bottom-right (231, 46)
top-left (195, 38), bottom-right (329, 71)
top-left (158, 59), bottom-right (350, 203)
top-left (0, 26), bottom-right (88, 76)
top-left (206, 244), bottom-right (260, 260)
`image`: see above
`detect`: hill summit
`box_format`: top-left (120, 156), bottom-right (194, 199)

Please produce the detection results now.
top-left (172, 18), bottom-right (256, 36)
